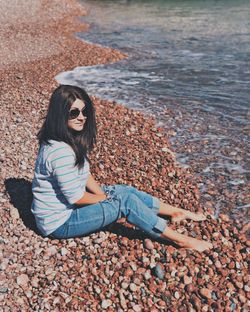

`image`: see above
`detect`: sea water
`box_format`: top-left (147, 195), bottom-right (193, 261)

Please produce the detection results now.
top-left (56, 0), bottom-right (250, 223)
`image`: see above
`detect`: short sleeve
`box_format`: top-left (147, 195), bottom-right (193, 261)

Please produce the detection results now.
top-left (48, 145), bottom-right (84, 205)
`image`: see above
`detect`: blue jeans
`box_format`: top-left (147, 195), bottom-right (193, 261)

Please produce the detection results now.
top-left (49, 184), bottom-right (167, 239)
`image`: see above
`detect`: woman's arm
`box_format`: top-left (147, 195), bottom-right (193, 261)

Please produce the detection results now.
top-left (86, 174), bottom-right (105, 195)
top-left (74, 174), bottom-right (106, 206)
top-left (75, 191), bottom-right (107, 206)
top-left (75, 174), bottom-right (107, 206)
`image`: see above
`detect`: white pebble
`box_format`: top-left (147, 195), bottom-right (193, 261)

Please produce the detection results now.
top-left (60, 247), bottom-right (68, 256)
top-left (129, 283), bottom-right (138, 292)
top-left (133, 304), bottom-right (141, 312)
top-left (174, 291), bottom-right (180, 299)
top-left (101, 299), bottom-right (112, 309)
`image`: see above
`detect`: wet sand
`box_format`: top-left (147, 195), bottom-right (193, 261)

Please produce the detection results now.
top-left (0, 0), bottom-right (249, 310)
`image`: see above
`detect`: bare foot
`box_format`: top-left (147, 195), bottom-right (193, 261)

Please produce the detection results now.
top-left (161, 228), bottom-right (213, 253)
top-left (179, 237), bottom-right (213, 252)
top-left (172, 210), bottom-right (206, 223)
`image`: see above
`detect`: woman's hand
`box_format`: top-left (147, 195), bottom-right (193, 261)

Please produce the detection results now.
top-left (75, 173), bottom-right (108, 206)
top-left (99, 193), bottom-right (108, 201)
top-left (75, 192), bottom-right (107, 206)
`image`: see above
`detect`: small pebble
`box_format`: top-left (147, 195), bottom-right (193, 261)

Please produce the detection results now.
top-left (199, 288), bottom-right (212, 299)
top-left (60, 247), bottom-right (68, 256)
top-left (144, 271), bottom-right (151, 280)
top-left (183, 275), bottom-right (192, 285)
top-left (17, 274), bottom-right (29, 287)
top-left (101, 299), bottom-right (112, 309)
top-left (152, 263), bottom-right (165, 280)
top-left (48, 246), bottom-right (57, 256)
top-left (129, 283), bottom-right (138, 292)
top-left (174, 291), bottom-right (180, 299)
top-left (0, 287), bottom-right (8, 294)
top-left (10, 207), bottom-right (19, 219)
top-left (133, 304), bottom-right (141, 312)
top-left (121, 282), bottom-right (129, 290)
top-left (144, 239), bottom-right (154, 250)
top-left (0, 236), bottom-right (7, 244)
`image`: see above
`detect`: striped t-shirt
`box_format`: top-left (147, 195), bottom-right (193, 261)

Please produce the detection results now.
top-left (31, 140), bottom-right (90, 236)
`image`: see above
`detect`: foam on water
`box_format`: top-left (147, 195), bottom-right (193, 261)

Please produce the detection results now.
top-left (56, 64), bottom-right (162, 110)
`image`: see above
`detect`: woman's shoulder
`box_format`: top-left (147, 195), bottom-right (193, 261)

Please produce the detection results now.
top-left (48, 140), bottom-right (70, 149)
top-left (44, 140), bottom-right (74, 159)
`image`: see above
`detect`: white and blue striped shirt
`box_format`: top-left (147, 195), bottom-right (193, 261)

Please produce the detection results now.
top-left (31, 140), bottom-right (90, 236)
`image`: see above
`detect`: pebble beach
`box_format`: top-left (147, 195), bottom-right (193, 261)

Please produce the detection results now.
top-left (0, 0), bottom-right (249, 311)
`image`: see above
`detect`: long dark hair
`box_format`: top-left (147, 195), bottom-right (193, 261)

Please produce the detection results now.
top-left (38, 85), bottom-right (97, 168)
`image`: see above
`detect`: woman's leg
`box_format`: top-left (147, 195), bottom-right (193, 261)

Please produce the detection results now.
top-left (50, 192), bottom-right (166, 240)
top-left (102, 184), bottom-right (206, 223)
top-left (115, 192), bottom-right (212, 252)
top-left (49, 200), bottom-right (121, 239)
top-left (50, 191), bottom-right (212, 252)
top-left (101, 184), bottom-right (160, 213)
top-left (160, 227), bottom-right (213, 252)
top-left (126, 186), bottom-right (206, 222)
top-left (158, 202), bottom-right (206, 222)
top-left (113, 192), bottom-right (167, 239)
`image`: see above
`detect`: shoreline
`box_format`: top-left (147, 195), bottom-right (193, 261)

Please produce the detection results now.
top-left (0, 0), bottom-right (249, 310)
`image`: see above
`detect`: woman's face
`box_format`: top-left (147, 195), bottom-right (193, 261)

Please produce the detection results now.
top-left (67, 99), bottom-right (87, 132)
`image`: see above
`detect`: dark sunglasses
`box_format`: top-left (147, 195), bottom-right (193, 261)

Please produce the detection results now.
top-left (68, 107), bottom-right (87, 120)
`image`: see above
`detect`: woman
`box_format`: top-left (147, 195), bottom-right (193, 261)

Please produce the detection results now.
top-left (32, 85), bottom-right (212, 252)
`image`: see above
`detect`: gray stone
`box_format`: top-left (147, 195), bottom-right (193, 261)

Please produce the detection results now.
top-left (0, 287), bottom-right (8, 294)
top-left (152, 263), bottom-right (165, 280)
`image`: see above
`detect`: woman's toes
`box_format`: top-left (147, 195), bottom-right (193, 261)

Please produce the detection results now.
top-left (172, 211), bottom-right (206, 222)
top-left (171, 212), bottom-right (185, 222)
top-left (189, 239), bottom-right (213, 252)
top-left (193, 213), bottom-right (206, 221)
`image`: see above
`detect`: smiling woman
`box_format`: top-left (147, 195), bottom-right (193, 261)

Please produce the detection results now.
top-left (68, 99), bottom-right (87, 132)
top-left (31, 85), bottom-right (212, 252)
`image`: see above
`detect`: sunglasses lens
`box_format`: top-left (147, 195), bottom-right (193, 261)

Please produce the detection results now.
top-left (69, 109), bottom-right (80, 120)
top-left (68, 107), bottom-right (87, 119)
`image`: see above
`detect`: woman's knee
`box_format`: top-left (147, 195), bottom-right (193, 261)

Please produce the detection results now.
top-left (111, 184), bottom-right (135, 195)
top-left (118, 192), bottom-right (141, 210)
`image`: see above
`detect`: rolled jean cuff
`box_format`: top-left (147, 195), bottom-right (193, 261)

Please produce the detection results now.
top-left (152, 196), bottom-right (160, 214)
top-left (153, 217), bottom-right (167, 236)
